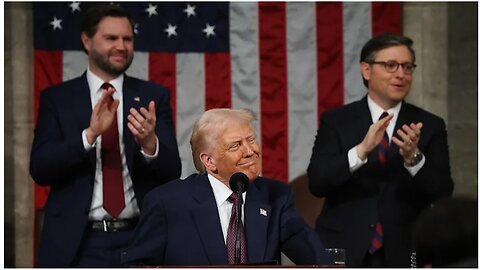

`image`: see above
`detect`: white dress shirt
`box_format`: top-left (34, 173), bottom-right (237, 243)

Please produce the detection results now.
top-left (207, 174), bottom-right (246, 244)
top-left (348, 95), bottom-right (425, 176)
top-left (81, 67), bottom-right (158, 220)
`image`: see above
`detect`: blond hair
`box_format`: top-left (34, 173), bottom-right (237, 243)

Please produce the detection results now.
top-left (190, 108), bottom-right (256, 172)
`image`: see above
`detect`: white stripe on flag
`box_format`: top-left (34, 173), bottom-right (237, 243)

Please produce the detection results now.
top-left (286, 2), bottom-right (318, 181)
top-left (176, 53), bottom-right (205, 178)
top-left (229, 2), bottom-right (261, 143)
top-left (63, 51), bottom-right (87, 81)
top-left (127, 52), bottom-right (148, 81)
top-left (343, 2), bottom-right (371, 104)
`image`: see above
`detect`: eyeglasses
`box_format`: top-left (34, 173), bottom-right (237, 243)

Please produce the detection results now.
top-left (368, 61), bottom-right (417, 74)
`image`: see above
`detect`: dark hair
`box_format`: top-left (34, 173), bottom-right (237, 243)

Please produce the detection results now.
top-left (413, 197), bottom-right (478, 267)
top-left (80, 4), bottom-right (134, 38)
top-left (359, 33), bottom-right (416, 88)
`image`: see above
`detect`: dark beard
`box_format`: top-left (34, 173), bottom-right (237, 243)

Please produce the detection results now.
top-left (90, 48), bottom-right (133, 76)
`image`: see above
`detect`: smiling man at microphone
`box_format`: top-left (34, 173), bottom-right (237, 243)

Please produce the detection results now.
top-left (121, 108), bottom-right (333, 266)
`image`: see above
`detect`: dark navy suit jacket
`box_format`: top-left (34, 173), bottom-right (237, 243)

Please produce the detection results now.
top-left (30, 73), bottom-right (182, 267)
top-left (308, 97), bottom-right (454, 267)
top-left (121, 173), bottom-right (333, 266)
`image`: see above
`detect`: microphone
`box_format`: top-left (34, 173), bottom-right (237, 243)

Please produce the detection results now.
top-left (229, 172), bottom-right (249, 264)
top-left (229, 172), bottom-right (249, 194)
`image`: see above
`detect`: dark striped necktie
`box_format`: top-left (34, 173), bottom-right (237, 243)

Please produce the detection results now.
top-left (226, 192), bottom-right (248, 264)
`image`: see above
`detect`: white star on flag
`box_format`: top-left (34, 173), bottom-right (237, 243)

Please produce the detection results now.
top-left (134, 23), bottom-right (139, 35)
top-left (184, 4), bottom-right (196, 18)
top-left (165, 23), bottom-right (177, 38)
top-left (50, 17), bottom-right (62, 30)
top-left (145, 4), bottom-right (158, 17)
top-left (69, 2), bottom-right (81, 13)
top-left (202, 23), bottom-right (215, 37)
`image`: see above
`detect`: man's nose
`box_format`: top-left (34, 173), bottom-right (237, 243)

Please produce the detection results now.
top-left (115, 39), bottom-right (126, 50)
top-left (395, 65), bottom-right (407, 77)
top-left (243, 143), bottom-right (254, 156)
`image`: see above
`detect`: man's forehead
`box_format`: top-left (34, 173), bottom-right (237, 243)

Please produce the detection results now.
top-left (97, 17), bottom-right (132, 32)
top-left (221, 127), bottom-right (255, 140)
top-left (375, 45), bottom-right (412, 59)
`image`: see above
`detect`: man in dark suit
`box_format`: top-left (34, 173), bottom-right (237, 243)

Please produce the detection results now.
top-left (413, 197), bottom-right (477, 268)
top-left (29, 5), bottom-right (181, 267)
top-left (307, 33), bottom-right (454, 267)
top-left (121, 108), bottom-right (333, 266)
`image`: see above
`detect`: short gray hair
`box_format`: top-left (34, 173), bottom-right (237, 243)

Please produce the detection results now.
top-left (190, 108), bottom-right (256, 172)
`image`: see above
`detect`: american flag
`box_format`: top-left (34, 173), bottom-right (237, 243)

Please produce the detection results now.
top-left (33, 2), bottom-right (402, 209)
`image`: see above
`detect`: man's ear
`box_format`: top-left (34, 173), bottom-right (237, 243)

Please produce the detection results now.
top-left (360, 61), bottom-right (371, 81)
top-left (81, 32), bottom-right (91, 54)
top-left (200, 153), bottom-right (217, 173)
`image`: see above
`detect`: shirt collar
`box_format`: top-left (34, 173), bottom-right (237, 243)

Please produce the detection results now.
top-left (207, 174), bottom-right (236, 206)
top-left (86, 67), bottom-right (124, 96)
top-left (367, 95), bottom-right (402, 123)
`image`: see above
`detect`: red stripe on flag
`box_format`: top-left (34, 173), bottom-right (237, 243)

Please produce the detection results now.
top-left (258, 2), bottom-right (288, 182)
top-left (316, 3), bottom-right (344, 123)
top-left (34, 50), bottom-right (63, 124)
top-left (149, 53), bottom-right (177, 125)
top-left (34, 50), bottom-right (63, 210)
top-left (372, 2), bottom-right (403, 35)
top-left (205, 53), bottom-right (232, 110)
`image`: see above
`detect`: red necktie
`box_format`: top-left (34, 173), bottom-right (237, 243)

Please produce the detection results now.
top-left (226, 193), bottom-right (248, 264)
top-left (101, 82), bottom-right (125, 218)
top-left (369, 112), bottom-right (388, 253)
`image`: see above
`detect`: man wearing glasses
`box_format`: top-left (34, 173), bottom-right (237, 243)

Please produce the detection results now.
top-left (307, 33), bottom-right (453, 267)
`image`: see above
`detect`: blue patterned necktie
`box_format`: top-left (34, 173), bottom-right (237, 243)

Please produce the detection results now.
top-left (378, 112), bottom-right (390, 166)
top-left (369, 112), bottom-right (389, 254)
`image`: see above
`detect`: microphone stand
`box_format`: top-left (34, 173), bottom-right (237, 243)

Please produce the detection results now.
top-left (234, 190), bottom-right (243, 264)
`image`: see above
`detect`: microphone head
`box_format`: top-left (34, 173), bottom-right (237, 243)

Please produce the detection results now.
top-left (229, 172), bottom-right (250, 193)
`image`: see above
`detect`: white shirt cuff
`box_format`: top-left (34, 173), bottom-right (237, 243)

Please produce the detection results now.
top-left (141, 136), bottom-right (159, 163)
top-left (82, 129), bottom-right (96, 151)
top-left (404, 155), bottom-right (426, 176)
top-left (348, 146), bottom-right (367, 173)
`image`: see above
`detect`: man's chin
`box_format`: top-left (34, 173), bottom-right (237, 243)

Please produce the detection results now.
top-left (108, 59), bottom-right (133, 74)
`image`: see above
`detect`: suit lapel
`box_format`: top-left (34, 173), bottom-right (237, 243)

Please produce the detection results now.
top-left (388, 101), bottom-right (411, 161)
top-left (122, 76), bottom-right (141, 172)
top-left (244, 179), bottom-right (272, 263)
top-left (68, 74), bottom-right (96, 203)
top-left (353, 97), bottom-right (378, 162)
top-left (72, 74), bottom-right (93, 133)
top-left (72, 74), bottom-right (95, 169)
top-left (191, 174), bottom-right (229, 265)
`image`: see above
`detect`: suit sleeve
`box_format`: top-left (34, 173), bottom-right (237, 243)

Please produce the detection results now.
top-left (409, 118), bottom-right (454, 200)
top-left (30, 89), bottom-right (91, 186)
top-left (280, 188), bottom-right (333, 265)
top-left (307, 112), bottom-right (355, 197)
top-left (121, 190), bottom-right (167, 266)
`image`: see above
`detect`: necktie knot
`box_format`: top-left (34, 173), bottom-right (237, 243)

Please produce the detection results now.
top-left (228, 192), bottom-right (239, 205)
top-left (379, 111), bottom-right (389, 121)
top-left (101, 82), bottom-right (113, 90)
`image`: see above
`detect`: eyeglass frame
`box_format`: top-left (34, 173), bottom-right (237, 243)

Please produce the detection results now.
top-left (367, 60), bottom-right (417, 74)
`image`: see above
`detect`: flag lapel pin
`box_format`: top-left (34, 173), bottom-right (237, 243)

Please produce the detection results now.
top-left (134, 97), bottom-right (140, 102)
top-left (260, 208), bottom-right (267, 217)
